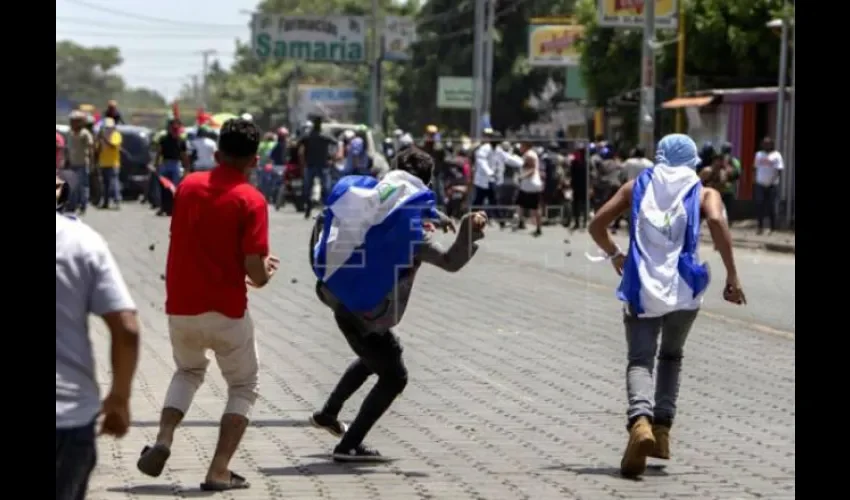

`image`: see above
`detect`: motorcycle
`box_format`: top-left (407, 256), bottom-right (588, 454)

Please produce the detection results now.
top-left (275, 162), bottom-right (305, 212)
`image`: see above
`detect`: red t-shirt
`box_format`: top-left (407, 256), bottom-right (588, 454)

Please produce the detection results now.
top-left (165, 166), bottom-right (269, 319)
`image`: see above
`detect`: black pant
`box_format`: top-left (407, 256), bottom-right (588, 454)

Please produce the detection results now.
top-left (472, 185), bottom-right (499, 220)
top-left (56, 422), bottom-right (97, 500)
top-left (755, 184), bottom-right (777, 231)
top-left (321, 310), bottom-right (408, 449)
top-left (571, 190), bottom-right (588, 228)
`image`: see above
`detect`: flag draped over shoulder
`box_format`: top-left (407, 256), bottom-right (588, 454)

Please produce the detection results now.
top-left (312, 170), bottom-right (438, 312)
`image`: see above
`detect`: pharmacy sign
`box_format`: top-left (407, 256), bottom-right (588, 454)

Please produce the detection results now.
top-left (252, 15), bottom-right (367, 63)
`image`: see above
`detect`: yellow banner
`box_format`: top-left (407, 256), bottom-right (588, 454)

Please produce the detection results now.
top-left (528, 23), bottom-right (584, 67)
top-left (597, 0), bottom-right (678, 29)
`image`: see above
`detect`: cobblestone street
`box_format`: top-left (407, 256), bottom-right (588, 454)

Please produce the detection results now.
top-left (83, 205), bottom-right (795, 500)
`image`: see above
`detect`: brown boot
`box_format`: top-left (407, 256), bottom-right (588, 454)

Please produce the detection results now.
top-left (650, 425), bottom-right (671, 459)
top-left (620, 417), bottom-right (655, 478)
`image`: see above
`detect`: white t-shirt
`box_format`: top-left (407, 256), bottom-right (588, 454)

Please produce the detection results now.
top-left (473, 143), bottom-right (494, 189)
top-left (754, 150), bottom-right (783, 187)
top-left (191, 137), bottom-right (218, 171)
top-left (624, 157), bottom-right (654, 181)
top-left (56, 213), bottom-right (135, 428)
top-left (519, 150), bottom-right (543, 193)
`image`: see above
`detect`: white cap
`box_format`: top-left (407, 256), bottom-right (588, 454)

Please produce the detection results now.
top-left (399, 133), bottom-right (413, 146)
top-left (393, 128), bottom-right (403, 137)
top-left (343, 130), bottom-right (356, 140)
top-left (240, 113), bottom-right (253, 121)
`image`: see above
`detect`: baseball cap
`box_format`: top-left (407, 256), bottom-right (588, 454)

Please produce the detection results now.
top-left (425, 125), bottom-right (438, 134)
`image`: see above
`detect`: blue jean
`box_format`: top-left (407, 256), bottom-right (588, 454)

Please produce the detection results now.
top-left (100, 167), bottom-right (121, 205)
top-left (56, 422), bottom-right (97, 500)
top-left (624, 308), bottom-right (699, 427)
top-left (159, 160), bottom-right (182, 214)
top-left (303, 165), bottom-right (331, 214)
top-left (68, 165), bottom-right (89, 211)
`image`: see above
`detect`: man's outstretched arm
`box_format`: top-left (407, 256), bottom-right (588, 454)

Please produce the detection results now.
top-left (418, 212), bottom-right (487, 272)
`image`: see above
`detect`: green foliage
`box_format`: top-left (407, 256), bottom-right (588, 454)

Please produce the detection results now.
top-left (56, 40), bottom-right (168, 112)
top-left (195, 0), bottom-right (788, 135)
top-left (188, 0), bottom-right (414, 130)
top-left (395, 0), bottom-right (578, 134)
top-left (577, 0), bottom-right (788, 107)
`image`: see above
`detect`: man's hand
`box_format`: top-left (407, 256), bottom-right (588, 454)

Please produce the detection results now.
top-left (723, 276), bottom-right (747, 305)
top-left (611, 253), bottom-right (625, 276)
top-left (247, 255), bottom-right (280, 288)
top-left (471, 211), bottom-right (487, 232)
top-left (265, 254), bottom-right (280, 275)
top-left (99, 393), bottom-right (130, 438)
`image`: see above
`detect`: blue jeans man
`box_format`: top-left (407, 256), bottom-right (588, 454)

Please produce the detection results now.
top-left (158, 160), bottom-right (182, 215)
top-left (67, 165), bottom-right (89, 213)
top-left (99, 167), bottom-right (122, 208)
top-left (303, 165), bottom-right (331, 218)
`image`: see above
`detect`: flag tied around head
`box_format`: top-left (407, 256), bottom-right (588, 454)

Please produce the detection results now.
top-left (312, 170), bottom-right (438, 312)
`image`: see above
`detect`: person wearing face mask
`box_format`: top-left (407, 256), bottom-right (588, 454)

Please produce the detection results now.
top-left (588, 133), bottom-right (746, 479)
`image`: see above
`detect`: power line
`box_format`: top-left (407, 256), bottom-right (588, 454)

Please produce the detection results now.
top-left (64, 0), bottom-right (247, 28)
top-left (56, 30), bottom-right (244, 40)
top-left (55, 16), bottom-right (248, 32)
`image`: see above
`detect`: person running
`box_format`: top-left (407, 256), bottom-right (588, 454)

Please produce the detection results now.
top-left (137, 119), bottom-right (278, 491)
top-left (309, 147), bottom-right (487, 462)
top-left (56, 193), bottom-right (140, 500)
top-left (588, 133), bottom-right (747, 479)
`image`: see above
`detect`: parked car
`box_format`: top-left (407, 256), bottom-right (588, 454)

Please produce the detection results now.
top-left (116, 125), bottom-right (154, 200)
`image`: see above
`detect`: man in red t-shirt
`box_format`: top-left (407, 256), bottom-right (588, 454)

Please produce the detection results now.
top-left (137, 119), bottom-right (278, 492)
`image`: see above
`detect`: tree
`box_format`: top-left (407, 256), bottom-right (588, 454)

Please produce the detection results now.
top-left (197, 0), bottom-right (416, 130)
top-left (576, 0), bottom-right (788, 107)
top-left (56, 41), bottom-right (124, 104)
top-left (395, 0), bottom-right (578, 135)
top-left (56, 40), bottom-right (169, 114)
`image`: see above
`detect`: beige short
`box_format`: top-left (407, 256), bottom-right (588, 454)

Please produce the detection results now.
top-left (165, 311), bottom-right (259, 417)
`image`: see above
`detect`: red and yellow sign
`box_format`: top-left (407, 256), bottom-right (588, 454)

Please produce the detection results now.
top-left (528, 22), bottom-right (584, 67)
top-left (597, 0), bottom-right (678, 29)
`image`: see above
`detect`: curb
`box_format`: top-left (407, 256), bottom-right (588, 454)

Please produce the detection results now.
top-left (699, 235), bottom-right (795, 255)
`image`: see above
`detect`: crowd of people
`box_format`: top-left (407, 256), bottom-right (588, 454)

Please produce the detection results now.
top-left (57, 113), bottom-right (751, 498)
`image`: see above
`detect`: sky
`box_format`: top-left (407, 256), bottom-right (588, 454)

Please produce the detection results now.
top-left (56, 0), bottom-right (259, 101)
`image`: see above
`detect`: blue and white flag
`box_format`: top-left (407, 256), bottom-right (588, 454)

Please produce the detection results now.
top-left (312, 170), bottom-right (439, 312)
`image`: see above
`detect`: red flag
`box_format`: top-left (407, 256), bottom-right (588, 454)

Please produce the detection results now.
top-left (158, 176), bottom-right (176, 194)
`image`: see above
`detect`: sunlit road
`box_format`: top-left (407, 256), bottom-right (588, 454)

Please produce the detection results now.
top-left (83, 205), bottom-right (794, 500)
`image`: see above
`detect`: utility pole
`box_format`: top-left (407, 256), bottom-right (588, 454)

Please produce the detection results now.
top-left (199, 49), bottom-right (217, 110)
top-left (369, 0), bottom-right (381, 129)
top-left (784, 17), bottom-right (795, 228)
top-left (774, 8), bottom-right (789, 221)
top-left (481, 0), bottom-right (496, 129)
top-left (191, 75), bottom-right (200, 106)
top-left (638, 0), bottom-right (656, 157)
top-left (674, 5), bottom-right (686, 133)
top-left (471, 0), bottom-right (485, 139)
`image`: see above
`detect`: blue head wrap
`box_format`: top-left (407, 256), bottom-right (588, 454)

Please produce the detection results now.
top-left (655, 134), bottom-right (701, 169)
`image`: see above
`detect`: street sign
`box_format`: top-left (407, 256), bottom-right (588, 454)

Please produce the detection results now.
top-left (528, 21), bottom-right (584, 67)
top-left (597, 0), bottom-right (678, 29)
top-left (251, 15), bottom-right (367, 63)
top-left (437, 77), bottom-right (474, 109)
top-left (383, 16), bottom-right (416, 61)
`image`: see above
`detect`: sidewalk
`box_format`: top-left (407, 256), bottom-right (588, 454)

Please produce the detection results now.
top-left (700, 220), bottom-right (795, 254)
